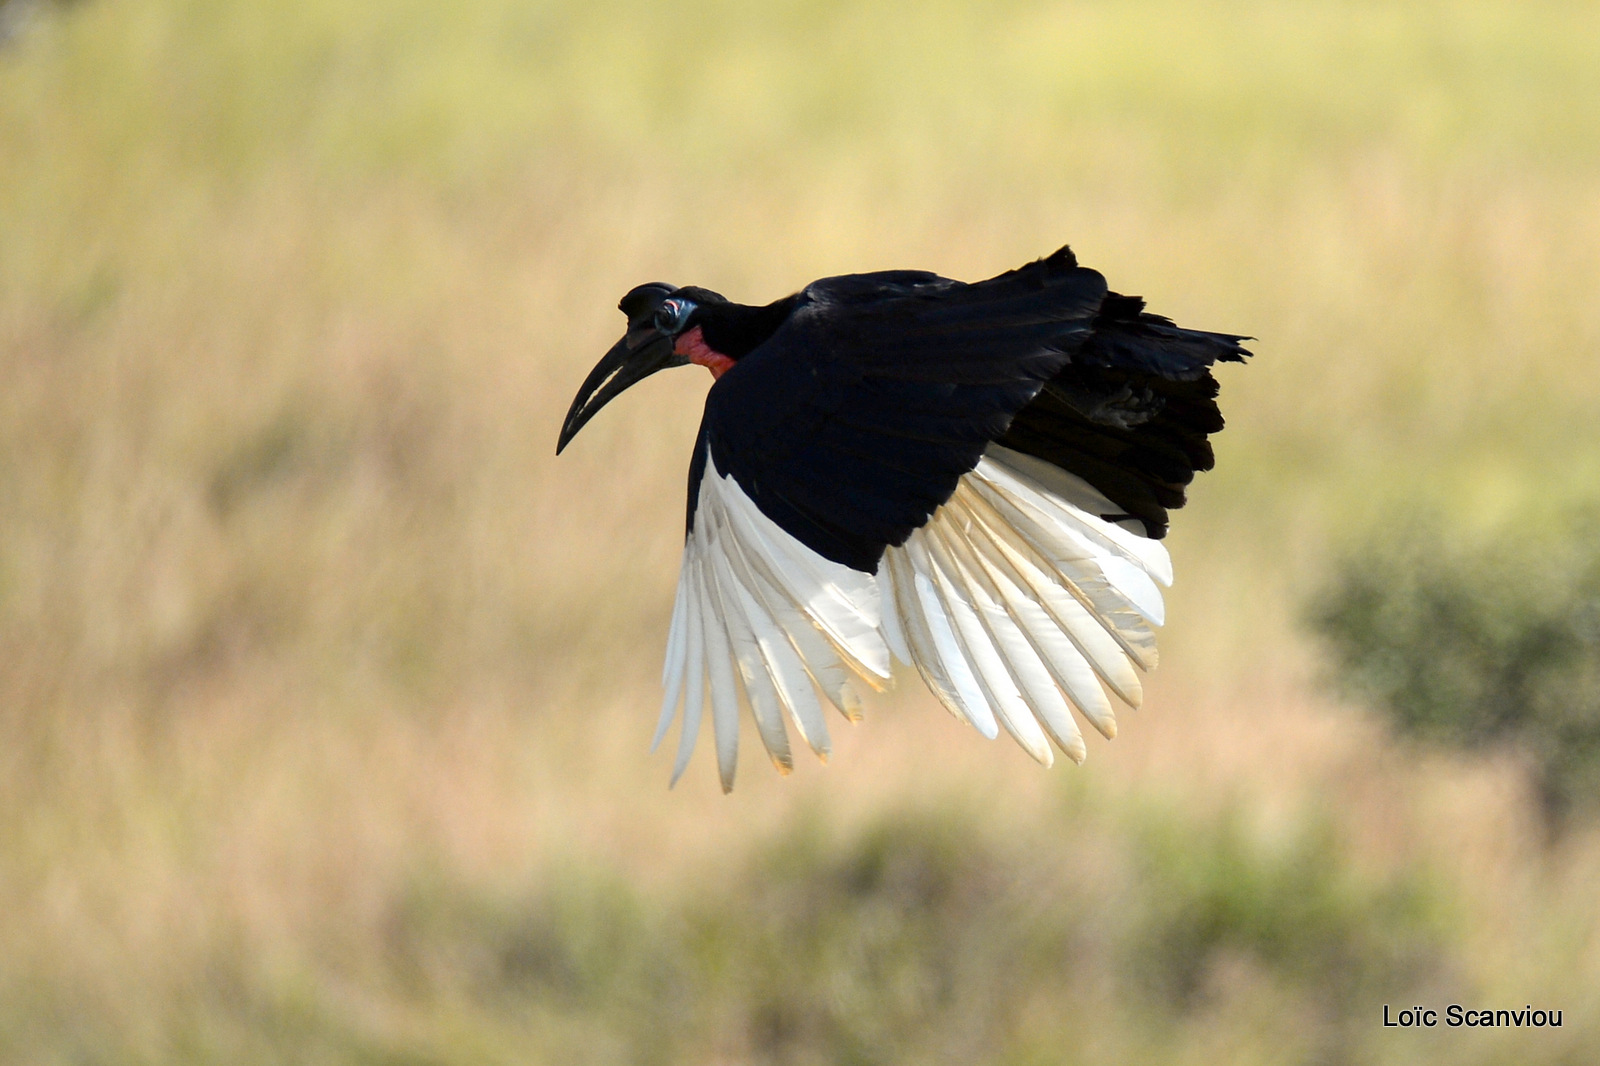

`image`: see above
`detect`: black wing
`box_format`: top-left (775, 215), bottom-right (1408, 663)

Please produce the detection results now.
top-left (690, 247), bottom-right (1248, 572)
top-left (998, 293), bottom-right (1250, 537)
top-left (692, 248), bottom-right (1107, 573)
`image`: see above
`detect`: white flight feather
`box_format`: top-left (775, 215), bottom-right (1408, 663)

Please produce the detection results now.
top-left (970, 531), bottom-right (1128, 733)
top-left (712, 465), bottom-right (891, 682)
top-left (708, 499), bottom-right (831, 758)
top-left (875, 574), bottom-right (915, 667)
top-left (952, 482), bottom-right (1141, 716)
top-left (936, 497), bottom-right (1089, 762)
top-left (696, 555), bottom-right (743, 793)
top-left (757, 578), bottom-right (863, 723)
top-left (982, 446), bottom-right (1174, 586)
top-left (653, 545), bottom-right (692, 752)
top-left (662, 455), bottom-right (901, 786)
top-left (964, 473), bottom-right (1160, 671)
top-left (912, 529), bottom-right (1042, 758)
top-left (706, 539), bottom-right (794, 773)
top-left (660, 552), bottom-right (690, 690)
top-left (710, 466), bottom-right (862, 747)
top-left (968, 470), bottom-right (1166, 630)
top-left (898, 539), bottom-right (1000, 738)
top-left (921, 524), bottom-right (1054, 765)
top-left (707, 480), bottom-right (862, 723)
top-left (882, 549), bottom-right (978, 728)
top-left (668, 551), bottom-right (707, 787)
top-left (657, 442), bottom-right (1178, 785)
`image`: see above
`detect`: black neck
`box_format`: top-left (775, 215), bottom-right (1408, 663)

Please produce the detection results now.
top-left (696, 295), bottom-right (800, 360)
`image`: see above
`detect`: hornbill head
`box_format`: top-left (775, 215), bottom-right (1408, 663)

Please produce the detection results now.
top-left (557, 282), bottom-right (723, 453)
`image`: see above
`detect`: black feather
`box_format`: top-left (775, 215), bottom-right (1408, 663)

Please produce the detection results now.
top-left (999, 293), bottom-right (1251, 537)
top-left (680, 247), bottom-right (1250, 569)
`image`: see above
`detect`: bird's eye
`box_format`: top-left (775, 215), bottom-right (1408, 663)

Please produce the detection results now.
top-left (654, 299), bottom-right (693, 333)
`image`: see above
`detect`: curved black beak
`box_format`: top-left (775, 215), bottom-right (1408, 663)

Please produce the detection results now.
top-left (556, 330), bottom-right (685, 454)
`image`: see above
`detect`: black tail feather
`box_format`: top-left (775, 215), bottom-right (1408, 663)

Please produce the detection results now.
top-left (998, 292), bottom-right (1251, 538)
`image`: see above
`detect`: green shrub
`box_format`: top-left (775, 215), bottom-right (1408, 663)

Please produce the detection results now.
top-left (357, 800), bottom-right (1446, 1066)
top-left (1307, 509), bottom-right (1600, 829)
top-left (1126, 812), bottom-right (1440, 1014)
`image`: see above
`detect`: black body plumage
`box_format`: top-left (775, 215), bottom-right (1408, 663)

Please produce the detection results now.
top-left (692, 248), bottom-right (1246, 572)
top-left (562, 245), bottom-right (1250, 575)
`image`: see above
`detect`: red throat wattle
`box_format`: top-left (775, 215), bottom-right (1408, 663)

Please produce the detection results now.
top-left (674, 326), bottom-right (736, 380)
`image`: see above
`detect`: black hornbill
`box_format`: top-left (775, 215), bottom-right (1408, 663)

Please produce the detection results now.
top-left (558, 246), bottom-right (1249, 791)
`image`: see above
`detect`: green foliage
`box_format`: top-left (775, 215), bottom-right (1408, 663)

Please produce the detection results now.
top-left (1308, 511), bottom-right (1600, 828)
top-left (1127, 813), bottom-right (1441, 1014)
top-left (343, 801), bottom-right (1446, 1065)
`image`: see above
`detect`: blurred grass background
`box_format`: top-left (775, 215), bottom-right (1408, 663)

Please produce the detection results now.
top-left (3, 0), bottom-right (1599, 1061)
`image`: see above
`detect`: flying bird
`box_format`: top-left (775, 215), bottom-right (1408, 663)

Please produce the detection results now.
top-left (557, 246), bottom-right (1248, 791)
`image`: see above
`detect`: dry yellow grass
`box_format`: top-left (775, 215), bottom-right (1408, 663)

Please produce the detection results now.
top-left (2, 0), bottom-right (1599, 1061)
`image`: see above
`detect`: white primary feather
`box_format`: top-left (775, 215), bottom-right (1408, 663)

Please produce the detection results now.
top-left (712, 465), bottom-right (891, 683)
top-left (962, 468), bottom-right (1162, 671)
top-left (706, 540), bottom-right (795, 772)
top-left (876, 444), bottom-right (1173, 763)
top-left (936, 536), bottom-right (1077, 761)
top-left (656, 452), bottom-right (890, 790)
top-left (708, 498), bottom-right (832, 757)
top-left (934, 494), bottom-right (1090, 761)
top-left (667, 551), bottom-right (707, 786)
top-left (919, 525), bottom-right (1055, 764)
top-left (653, 547), bottom-right (692, 752)
top-left (706, 483), bottom-right (857, 731)
top-left (968, 469), bottom-right (1165, 631)
top-left (655, 443), bottom-right (1176, 787)
top-left (984, 445), bottom-right (1175, 587)
top-left (890, 538), bottom-right (1000, 738)
top-left (698, 559), bottom-right (742, 792)
top-left (950, 481), bottom-right (1142, 714)
top-left (881, 548), bottom-right (981, 730)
